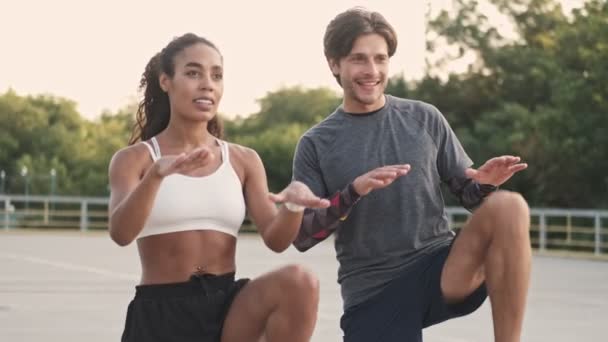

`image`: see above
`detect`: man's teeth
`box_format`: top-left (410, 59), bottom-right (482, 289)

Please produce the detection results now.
top-left (195, 99), bottom-right (213, 104)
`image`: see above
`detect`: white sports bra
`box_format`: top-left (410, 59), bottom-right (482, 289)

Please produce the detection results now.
top-left (137, 137), bottom-right (246, 239)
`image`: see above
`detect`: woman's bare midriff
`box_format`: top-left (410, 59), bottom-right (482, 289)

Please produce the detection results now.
top-left (137, 230), bottom-right (238, 285)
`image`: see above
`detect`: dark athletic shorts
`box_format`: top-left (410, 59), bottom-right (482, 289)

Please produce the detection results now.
top-left (340, 236), bottom-right (487, 342)
top-left (121, 272), bottom-right (249, 342)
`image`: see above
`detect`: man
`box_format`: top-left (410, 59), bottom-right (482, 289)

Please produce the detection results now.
top-left (290, 7), bottom-right (531, 342)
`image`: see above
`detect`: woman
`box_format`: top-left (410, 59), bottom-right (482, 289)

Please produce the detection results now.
top-left (108, 33), bottom-right (329, 342)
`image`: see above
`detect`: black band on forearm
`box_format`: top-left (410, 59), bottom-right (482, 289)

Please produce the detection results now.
top-left (293, 182), bottom-right (362, 251)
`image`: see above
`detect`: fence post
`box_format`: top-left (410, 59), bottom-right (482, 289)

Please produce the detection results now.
top-left (44, 200), bottom-right (49, 225)
top-left (80, 201), bottom-right (88, 232)
top-left (595, 214), bottom-right (601, 256)
top-left (539, 213), bottom-right (547, 252)
top-left (566, 214), bottom-right (572, 244)
top-left (4, 198), bottom-right (9, 231)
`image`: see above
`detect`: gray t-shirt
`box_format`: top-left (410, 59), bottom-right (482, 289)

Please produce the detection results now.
top-left (292, 95), bottom-right (473, 310)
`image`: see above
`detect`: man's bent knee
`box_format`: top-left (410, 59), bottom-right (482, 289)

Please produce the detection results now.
top-left (480, 191), bottom-right (530, 242)
top-left (485, 191), bottom-right (528, 213)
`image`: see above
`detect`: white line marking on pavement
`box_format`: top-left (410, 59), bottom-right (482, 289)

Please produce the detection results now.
top-left (0, 253), bottom-right (137, 281)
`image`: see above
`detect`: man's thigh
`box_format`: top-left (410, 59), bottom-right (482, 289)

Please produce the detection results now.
top-left (424, 237), bottom-right (488, 328)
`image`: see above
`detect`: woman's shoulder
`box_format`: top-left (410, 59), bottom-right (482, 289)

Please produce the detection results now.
top-left (109, 141), bottom-right (155, 173)
top-left (223, 141), bottom-right (259, 161)
top-left (221, 141), bottom-right (265, 176)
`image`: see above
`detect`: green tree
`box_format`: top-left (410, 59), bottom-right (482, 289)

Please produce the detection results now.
top-left (0, 91), bottom-right (134, 196)
top-left (226, 86), bottom-right (340, 191)
top-left (407, 0), bottom-right (608, 207)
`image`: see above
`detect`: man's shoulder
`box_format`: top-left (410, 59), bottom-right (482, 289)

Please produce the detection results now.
top-left (294, 110), bottom-right (347, 162)
top-left (301, 110), bottom-right (344, 142)
top-left (387, 95), bottom-right (442, 119)
top-left (387, 96), bottom-right (450, 136)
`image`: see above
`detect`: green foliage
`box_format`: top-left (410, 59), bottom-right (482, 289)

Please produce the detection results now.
top-left (0, 91), bottom-right (133, 196)
top-left (227, 87), bottom-right (340, 192)
top-left (233, 123), bottom-right (311, 192)
top-left (394, 0), bottom-right (608, 207)
top-left (2, 0), bottom-right (606, 208)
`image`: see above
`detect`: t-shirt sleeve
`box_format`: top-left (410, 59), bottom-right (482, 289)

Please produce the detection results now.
top-left (292, 135), bottom-right (329, 198)
top-left (427, 104), bottom-right (473, 182)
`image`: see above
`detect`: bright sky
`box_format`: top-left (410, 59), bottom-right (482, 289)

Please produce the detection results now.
top-left (0, 0), bottom-right (584, 120)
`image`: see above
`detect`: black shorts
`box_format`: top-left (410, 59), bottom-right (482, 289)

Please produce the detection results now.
top-left (121, 272), bottom-right (249, 342)
top-left (340, 239), bottom-right (487, 342)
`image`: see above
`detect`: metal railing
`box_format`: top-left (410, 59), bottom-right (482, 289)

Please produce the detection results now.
top-left (445, 207), bottom-right (608, 256)
top-left (1, 194), bottom-right (108, 232)
top-left (2, 194), bottom-right (607, 256)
